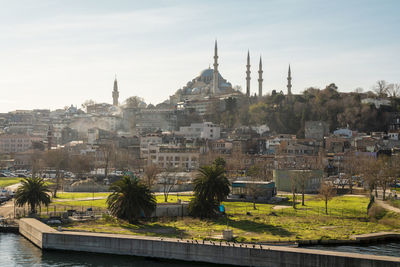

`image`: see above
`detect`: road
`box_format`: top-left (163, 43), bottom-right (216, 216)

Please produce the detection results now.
top-left (0, 183), bottom-right (21, 218)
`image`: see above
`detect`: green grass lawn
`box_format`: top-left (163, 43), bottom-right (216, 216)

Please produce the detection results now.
top-left (155, 194), bottom-right (193, 203)
top-left (0, 177), bottom-right (23, 187)
top-left (54, 192), bottom-right (110, 200)
top-left (50, 193), bottom-right (193, 211)
top-left (60, 195), bottom-right (400, 242)
top-left (390, 199), bottom-right (400, 209)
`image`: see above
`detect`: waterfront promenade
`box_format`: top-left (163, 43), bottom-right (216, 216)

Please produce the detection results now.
top-left (19, 218), bottom-right (400, 267)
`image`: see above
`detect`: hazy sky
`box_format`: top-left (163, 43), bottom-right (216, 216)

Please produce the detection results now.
top-left (0, 0), bottom-right (399, 112)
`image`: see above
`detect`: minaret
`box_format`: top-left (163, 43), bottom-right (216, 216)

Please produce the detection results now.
top-left (287, 64), bottom-right (292, 96)
top-left (246, 51), bottom-right (251, 97)
top-left (112, 76), bottom-right (119, 106)
top-left (258, 56), bottom-right (263, 97)
top-left (212, 40), bottom-right (219, 95)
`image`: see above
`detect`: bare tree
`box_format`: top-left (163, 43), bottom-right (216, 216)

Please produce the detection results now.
top-left (373, 80), bottom-right (389, 97)
top-left (30, 150), bottom-right (44, 179)
top-left (226, 151), bottom-right (246, 179)
top-left (160, 167), bottom-right (181, 202)
top-left (69, 154), bottom-right (93, 179)
top-left (387, 83), bottom-right (400, 98)
top-left (290, 174), bottom-right (298, 210)
top-left (144, 164), bottom-right (160, 189)
top-left (378, 155), bottom-right (398, 201)
top-left (247, 165), bottom-right (262, 210)
top-left (354, 87), bottom-right (364, 93)
top-left (296, 169), bottom-right (311, 206)
top-left (124, 96), bottom-right (146, 108)
top-left (343, 152), bottom-right (358, 194)
top-left (360, 155), bottom-right (380, 200)
top-left (247, 161), bottom-right (272, 209)
top-left (98, 143), bottom-right (115, 180)
top-left (319, 181), bottom-right (336, 215)
top-left (43, 149), bottom-right (69, 197)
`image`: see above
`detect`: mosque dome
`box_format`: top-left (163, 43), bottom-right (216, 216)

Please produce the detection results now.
top-left (199, 68), bottom-right (213, 78)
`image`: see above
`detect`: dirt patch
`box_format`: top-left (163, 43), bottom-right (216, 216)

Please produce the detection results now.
top-left (273, 205), bottom-right (291, 210)
top-left (320, 226), bottom-right (337, 229)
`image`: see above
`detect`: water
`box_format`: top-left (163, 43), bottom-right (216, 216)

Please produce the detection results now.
top-left (304, 242), bottom-right (400, 257)
top-left (0, 233), bottom-right (218, 267)
top-left (1, 233), bottom-right (400, 266)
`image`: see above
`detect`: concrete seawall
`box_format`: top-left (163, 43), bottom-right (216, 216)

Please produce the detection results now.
top-left (20, 218), bottom-right (400, 267)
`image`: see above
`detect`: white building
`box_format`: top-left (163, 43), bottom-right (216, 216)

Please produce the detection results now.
top-left (146, 145), bottom-right (199, 170)
top-left (140, 134), bottom-right (163, 159)
top-left (178, 122), bottom-right (220, 140)
top-left (333, 128), bottom-right (354, 138)
top-left (361, 98), bottom-right (391, 109)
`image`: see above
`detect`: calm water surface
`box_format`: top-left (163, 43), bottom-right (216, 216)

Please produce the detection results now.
top-left (0, 233), bottom-right (218, 267)
top-left (1, 233), bottom-right (400, 266)
top-left (304, 242), bottom-right (400, 257)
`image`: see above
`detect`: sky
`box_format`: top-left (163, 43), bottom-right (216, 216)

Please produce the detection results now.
top-left (0, 0), bottom-right (399, 112)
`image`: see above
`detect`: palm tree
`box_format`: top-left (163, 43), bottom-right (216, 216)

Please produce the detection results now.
top-left (189, 164), bottom-right (230, 218)
top-left (107, 176), bottom-right (156, 223)
top-left (15, 177), bottom-right (51, 214)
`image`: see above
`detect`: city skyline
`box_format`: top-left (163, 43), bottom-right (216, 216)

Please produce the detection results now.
top-left (0, 0), bottom-right (399, 112)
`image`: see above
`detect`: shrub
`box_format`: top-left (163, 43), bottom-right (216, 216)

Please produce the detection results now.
top-left (367, 204), bottom-right (387, 220)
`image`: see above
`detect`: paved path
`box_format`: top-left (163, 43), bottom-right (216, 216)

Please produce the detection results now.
top-left (0, 183), bottom-right (22, 218)
top-left (54, 196), bottom-right (107, 202)
top-left (376, 199), bottom-right (400, 214)
top-left (5, 182), bottom-right (21, 192)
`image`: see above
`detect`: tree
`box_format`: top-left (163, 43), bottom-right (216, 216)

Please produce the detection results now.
top-left (98, 143), bottom-right (115, 179)
top-left (30, 150), bottom-right (44, 179)
top-left (360, 155), bottom-right (380, 200)
top-left (15, 177), bottom-right (51, 214)
top-left (160, 167), bottom-right (181, 202)
top-left (69, 154), bottom-right (93, 179)
top-left (378, 155), bottom-right (397, 201)
top-left (189, 164), bottom-right (230, 218)
top-left (295, 169), bottom-right (311, 206)
top-left (373, 80), bottom-right (389, 97)
top-left (143, 164), bottom-right (160, 189)
top-left (43, 149), bottom-right (69, 197)
top-left (213, 157), bottom-right (226, 169)
top-left (342, 152), bottom-right (358, 194)
top-left (124, 96), bottom-right (146, 108)
top-left (247, 164), bottom-right (268, 210)
top-left (387, 83), bottom-right (400, 98)
top-left (290, 174), bottom-right (298, 210)
top-left (107, 176), bottom-right (156, 223)
top-left (319, 181), bottom-right (336, 215)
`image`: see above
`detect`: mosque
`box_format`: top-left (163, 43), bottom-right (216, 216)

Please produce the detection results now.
top-left (169, 41), bottom-right (293, 105)
top-left (169, 41), bottom-right (239, 105)
top-left (111, 40), bottom-right (293, 107)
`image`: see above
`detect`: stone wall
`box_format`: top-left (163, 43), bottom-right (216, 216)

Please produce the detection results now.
top-left (151, 203), bottom-right (188, 217)
top-left (20, 218), bottom-right (400, 267)
top-left (19, 218), bottom-right (56, 248)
